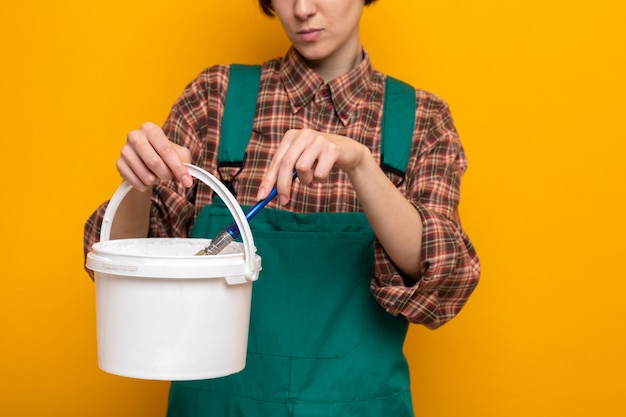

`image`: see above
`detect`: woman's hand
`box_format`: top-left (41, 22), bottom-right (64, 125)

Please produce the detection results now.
top-left (108, 122), bottom-right (193, 240)
top-left (256, 127), bottom-right (423, 280)
top-left (117, 122), bottom-right (193, 191)
top-left (256, 128), bottom-right (368, 203)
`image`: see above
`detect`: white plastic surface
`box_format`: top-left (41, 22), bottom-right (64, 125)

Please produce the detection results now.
top-left (86, 164), bottom-right (260, 380)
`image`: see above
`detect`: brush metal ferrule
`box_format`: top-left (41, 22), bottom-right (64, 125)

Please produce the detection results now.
top-left (195, 230), bottom-right (234, 256)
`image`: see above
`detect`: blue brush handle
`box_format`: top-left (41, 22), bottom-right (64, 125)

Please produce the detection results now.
top-left (225, 170), bottom-right (297, 239)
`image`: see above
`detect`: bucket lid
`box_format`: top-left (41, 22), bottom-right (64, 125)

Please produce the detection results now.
top-left (87, 238), bottom-right (260, 284)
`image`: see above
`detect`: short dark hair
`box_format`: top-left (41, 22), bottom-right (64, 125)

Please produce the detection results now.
top-left (258, 0), bottom-right (379, 18)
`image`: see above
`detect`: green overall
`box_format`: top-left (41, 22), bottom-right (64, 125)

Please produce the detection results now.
top-left (167, 65), bottom-right (417, 417)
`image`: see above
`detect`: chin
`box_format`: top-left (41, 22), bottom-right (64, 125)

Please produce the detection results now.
top-left (294, 45), bottom-right (331, 63)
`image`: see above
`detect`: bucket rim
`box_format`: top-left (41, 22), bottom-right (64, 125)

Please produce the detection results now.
top-left (92, 164), bottom-right (259, 281)
top-left (89, 238), bottom-right (245, 260)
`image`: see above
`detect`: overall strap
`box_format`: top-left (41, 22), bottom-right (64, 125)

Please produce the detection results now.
top-left (219, 64), bottom-right (263, 165)
top-left (219, 65), bottom-right (416, 177)
top-left (381, 76), bottom-right (416, 181)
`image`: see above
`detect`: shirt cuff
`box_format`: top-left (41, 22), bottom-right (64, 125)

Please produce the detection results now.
top-left (371, 204), bottom-right (477, 328)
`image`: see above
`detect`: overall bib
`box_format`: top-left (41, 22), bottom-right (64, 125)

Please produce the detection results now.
top-left (167, 65), bottom-right (417, 417)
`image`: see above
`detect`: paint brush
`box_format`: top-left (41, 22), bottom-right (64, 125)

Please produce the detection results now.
top-left (195, 170), bottom-right (297, 256)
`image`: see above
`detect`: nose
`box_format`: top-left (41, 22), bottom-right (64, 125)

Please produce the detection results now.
top-left (294, 0), bottom-right (316, 20)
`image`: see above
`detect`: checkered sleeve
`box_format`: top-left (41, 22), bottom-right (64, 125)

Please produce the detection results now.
top-left (371, 93), bottom-right (480, 328)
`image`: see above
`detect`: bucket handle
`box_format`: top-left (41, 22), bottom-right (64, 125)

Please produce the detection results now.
top-left (99, 163), bottom-right (258, 281)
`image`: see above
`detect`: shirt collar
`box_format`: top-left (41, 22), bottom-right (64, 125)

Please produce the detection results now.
top-left (280, 47), bottom-right (374, 126)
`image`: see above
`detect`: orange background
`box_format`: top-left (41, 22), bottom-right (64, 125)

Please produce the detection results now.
top-left (1, 1), bottom-right (625, 416)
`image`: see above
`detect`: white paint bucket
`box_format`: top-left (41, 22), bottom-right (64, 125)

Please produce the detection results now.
top-left (86, 164), bottom-right (261, 381)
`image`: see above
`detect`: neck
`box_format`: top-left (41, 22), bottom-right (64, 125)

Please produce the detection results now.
top-left (308, 44), bottom-right (363, 83)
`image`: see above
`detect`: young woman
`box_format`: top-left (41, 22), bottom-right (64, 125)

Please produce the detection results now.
top-left (84, 1), bottom-right (480, 415)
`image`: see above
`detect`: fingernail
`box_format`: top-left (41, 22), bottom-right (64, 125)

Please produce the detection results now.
top-left (256, 187), bottom-right (266, 200)
top-left (279, 195), bottom-right (288, 205)
top-left (182, 175), bottom-right (193, 187)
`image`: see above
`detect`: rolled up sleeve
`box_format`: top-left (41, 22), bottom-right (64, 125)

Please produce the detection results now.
top-left (371, 93), bottom-right (480, 328)
top-left (372, 205), bottom-right (480, 328)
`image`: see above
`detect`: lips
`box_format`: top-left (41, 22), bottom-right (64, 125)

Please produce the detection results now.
top-left (297, 28), bottom-right (322, 42)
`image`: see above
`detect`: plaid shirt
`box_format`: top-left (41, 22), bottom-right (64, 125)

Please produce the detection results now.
top-left (84, 48), bottom-right (479, 328)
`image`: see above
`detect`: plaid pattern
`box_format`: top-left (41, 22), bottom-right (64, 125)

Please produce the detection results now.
top-left (84, 48), bottom-right (479, 328)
